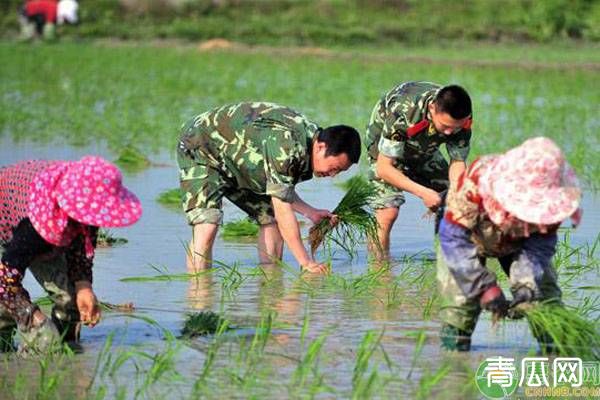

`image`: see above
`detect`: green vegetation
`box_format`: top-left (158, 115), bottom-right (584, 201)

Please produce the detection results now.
top-left (97, 229), bottom-right (128, 247)
top-left (1, 233), bottom-right (598, 398)
top-left (525, 303), bottom-right (600, 360)
top-left (1, 0), bottom-right (599, 44)
top-left (181, 311), bottom-right (228, 337)
top-left (156, 187), bottom-right (182, 208)
top-left (113, 146), bottom-right (151, 172)
top-left (221, 218), bottom-right (259, 240)
top-left (1, 4), bottom-right (599, 396)
top-left (1, 42), bottom-right (598, 186)
top-left (335, 174), bottom-right (369, 191)
top-left (309, 176), bottom-right (379, 257)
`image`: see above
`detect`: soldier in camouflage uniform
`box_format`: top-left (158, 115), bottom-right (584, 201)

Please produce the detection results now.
top-left (437, 137), bottom-right (581, 351)
top-left (365, 81), bottom-right (473, 258)
top-left (177, 102), bottom-right (361, 274)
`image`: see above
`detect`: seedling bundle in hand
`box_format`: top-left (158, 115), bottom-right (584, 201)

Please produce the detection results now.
top-left (309, 176), bottom-right (380, 257)
top-left (523, 303), bottom-right (600, 360)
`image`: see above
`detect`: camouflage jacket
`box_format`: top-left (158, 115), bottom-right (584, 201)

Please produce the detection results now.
top-left (366, 81), bottom-right (471, 167)
top-left (178, 102), bottom-right (317, 202)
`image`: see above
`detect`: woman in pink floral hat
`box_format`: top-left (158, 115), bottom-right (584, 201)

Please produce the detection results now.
top-left (0, 155), bottom-right (142, 353)
top-left (436, 137), bottom-right (582, 351)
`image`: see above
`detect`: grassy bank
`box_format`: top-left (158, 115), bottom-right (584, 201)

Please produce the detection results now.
top-left (1, 0), bottom-right (599, 45)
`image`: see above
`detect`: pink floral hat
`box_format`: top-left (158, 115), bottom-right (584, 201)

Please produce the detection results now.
top-left (478, 137), bottom-right (581, 226)
top-left (28, 156), bottom-right (142, 249)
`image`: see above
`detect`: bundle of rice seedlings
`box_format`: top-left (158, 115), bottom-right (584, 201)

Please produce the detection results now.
top-left (156, 188), bottom-right (182, 208)
top-left (335, 174), bottom-right (368, 191)
top-left (114, 146), bottom-right (151, 172)
top-left (523, 303), bottom-right (600, 360)
top-left (221, 218), bottom-right (259, 240)
top-left (97, 229), bottom-right (128, 247)
top-left (181, 311), bottom-right (228, 338)
top-left (308, 177), bottom-right (379, 257)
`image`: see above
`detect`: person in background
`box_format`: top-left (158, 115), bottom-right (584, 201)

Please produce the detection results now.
top-left (436, 137), bottom-right (582, 351)
top-left (177, 102), bottom-right (361, 274)
top-left (19, 0), bottom-right (79, 41)
top-left (0, 156), bottom-right (142, 354)
top-left (365, 81), bottom-right (472, 260)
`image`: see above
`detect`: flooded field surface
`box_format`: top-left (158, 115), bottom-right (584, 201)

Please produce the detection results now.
top-left (1, 42), bottom-right (599, 399)
top-left (1, 137), bottom-right (598, 399)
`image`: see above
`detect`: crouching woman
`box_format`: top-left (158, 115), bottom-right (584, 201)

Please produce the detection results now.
top-left (436, 137), bottom-right (581, 351)
top-left (0, 156), bottom-right (142, 353)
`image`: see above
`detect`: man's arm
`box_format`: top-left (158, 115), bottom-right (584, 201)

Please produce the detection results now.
top-left (376, 153), bottom-right (441, 209)
top-left (290, 192), bottom-right (334, 225)
top-left (271, 197), bottom-right (328, 273)
top-left (448, 159), bottom-right (466, 187)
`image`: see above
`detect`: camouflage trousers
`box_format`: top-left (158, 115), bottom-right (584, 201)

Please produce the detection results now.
top-left (177, 147), bottom-right (276, 226)
top-left (369, 151), bottom-right (449, 209)
top-left (436, 244), bottom-right (562, 334)
top-left (0, 248), bottom-right (80, 333)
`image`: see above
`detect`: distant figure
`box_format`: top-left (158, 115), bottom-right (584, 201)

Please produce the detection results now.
top-left (436, 137), bottom-right (582, 351)
top-left (19, 0), bottom-right (79, 41)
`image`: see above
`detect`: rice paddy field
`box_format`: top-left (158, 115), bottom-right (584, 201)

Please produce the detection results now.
top-left (1, 40), bottom-right (599, 399)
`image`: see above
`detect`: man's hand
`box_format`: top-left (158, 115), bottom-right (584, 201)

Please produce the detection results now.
top-left (307, 209), bottom-right (337, 226)
top-left (480, 285), bottom-right (509, 322)
top-left (301, 261), bottom-right (330, 274)
top-left (75, 282), bottom-right (101, 327)
top-left (421, 188), bottom-right (442, 211)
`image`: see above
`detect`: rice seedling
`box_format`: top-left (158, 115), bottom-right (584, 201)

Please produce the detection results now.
top-left (216, 261), bottom-right (249, 300)
top-left (406, 330), bottom-right (427, 379)
top-left (291, 333), bottom-right (329, 394)
top-left (221, 218), bottom-right (259, 240)
top-left (414, 362), bottom-right (452, 400)
top-left (120, 263), bottom-right (213, 282)
top-left (335, 174), bottom-right (368, 191)
top-left (155, 188), bottom-right (182, 209)
top-left (352, 329), bottom-right (385, 399)
top-left (523, 303), bottom-right (600, 360)
top-left (309, 177), bottom-right (380, 258)
top-left (97, 229), bottom-right (128, 247)
top-left (181, 311), bottom-right (228, 338)
top-left (323, 266), bottom-right (389, 298)
top-left (113, 146), bottom-right (151, 172)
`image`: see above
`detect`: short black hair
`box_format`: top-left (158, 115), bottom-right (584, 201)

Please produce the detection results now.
top-left (434, 85), bottom-right (472, 120)
top-left (316, 125), bottom-right (361, 164)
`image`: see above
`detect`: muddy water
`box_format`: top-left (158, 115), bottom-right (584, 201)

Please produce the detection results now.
top-left (2, 137), bottom-right (599, 398)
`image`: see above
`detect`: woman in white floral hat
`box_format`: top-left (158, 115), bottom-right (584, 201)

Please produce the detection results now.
top-left (0, 156), bottom-right (141, 354)
top-left (436, 137), bottom-right (582, 351)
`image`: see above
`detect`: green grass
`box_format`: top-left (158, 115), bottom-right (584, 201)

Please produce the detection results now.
top-left (2, 0), bottom-right (599, 44)
top-left (1, 41), bottom-right (598, 186)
